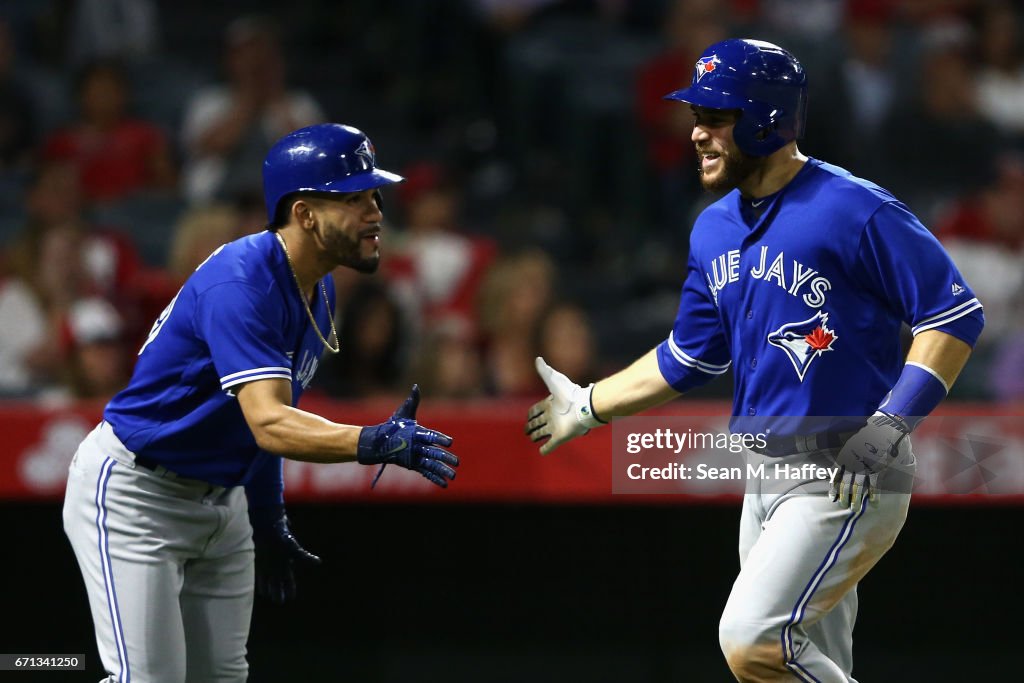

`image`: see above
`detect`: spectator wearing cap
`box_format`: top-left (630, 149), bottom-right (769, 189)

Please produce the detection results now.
top-left (62, 297), bottom-right (129, 400)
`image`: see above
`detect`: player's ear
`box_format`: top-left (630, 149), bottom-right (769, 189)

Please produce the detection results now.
top-left (289, 197), bottom-right (317, 229)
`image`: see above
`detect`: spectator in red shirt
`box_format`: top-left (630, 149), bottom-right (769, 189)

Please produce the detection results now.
top-left (42, 59), bottom-right (176, 205)
top-left (936, 155), bottom-right (1024, 252)
top-left (385, 161), bottom-right (498, 340)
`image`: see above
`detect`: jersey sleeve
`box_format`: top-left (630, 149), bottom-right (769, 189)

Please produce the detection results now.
top-left (856, 202), bottom-right (985, 347)
top-left (655, 252), bottom-right (732, 392)
top-left (194, 282), bottom-right (292, 392)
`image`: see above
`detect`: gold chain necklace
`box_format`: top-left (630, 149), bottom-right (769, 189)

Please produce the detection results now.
top-left (274, 231), bottom-right (340, 354)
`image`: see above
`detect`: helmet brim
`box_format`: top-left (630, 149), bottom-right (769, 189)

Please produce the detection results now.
top-left (664, 84), bottom-right (748, 111)
top-left (321, 168), bottom-right (406, 193)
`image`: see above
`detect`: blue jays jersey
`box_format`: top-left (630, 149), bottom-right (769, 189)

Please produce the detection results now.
top-left (104, 230), bottom-right (336, 492)
top-left (656, 159), bottom-right (984, 434)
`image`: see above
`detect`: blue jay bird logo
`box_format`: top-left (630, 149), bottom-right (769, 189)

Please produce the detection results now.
top-left (354, 139), bottom-right (375, 169)
top-left (695, 55), bottom-right (720, 82)
top-left (767, 311), bottom-right (838, 381)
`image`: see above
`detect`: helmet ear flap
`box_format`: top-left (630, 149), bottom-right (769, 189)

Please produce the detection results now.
top-left (732, 100), bottom-right (791, 156)
top-left (754, 117), bottom-right (779, 142)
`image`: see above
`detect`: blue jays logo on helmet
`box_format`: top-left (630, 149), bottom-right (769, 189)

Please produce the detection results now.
top-left (768, 311), bottom-right (837, 381)
top-left (354, 138), bottom-right (375, 169)
top-left (695, 55), bottom-right (720, 82)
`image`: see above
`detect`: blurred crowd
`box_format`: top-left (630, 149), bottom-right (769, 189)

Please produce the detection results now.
top-left (0, 0), bottom-right (1021, 406)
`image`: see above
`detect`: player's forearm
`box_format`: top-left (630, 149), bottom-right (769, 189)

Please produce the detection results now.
top-left (876, 330), bottom-right (974, 429)
top-left (905, 329), bottom-right (972, 389)
top-left (248, 405), bottom-right (361, 463)
top-left (591, 349), bottom-right (681, 419)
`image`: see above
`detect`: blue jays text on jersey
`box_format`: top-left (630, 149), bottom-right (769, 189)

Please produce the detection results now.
top-left (655, 159), bottom-right (984, 432)
top-left (103, 230), bottom-right (337, 500)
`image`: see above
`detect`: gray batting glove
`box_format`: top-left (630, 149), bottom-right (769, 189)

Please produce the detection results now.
top-left (525, 356), bottom-right (605, 455)
top-left (830, 411), bottom-right (910, 508)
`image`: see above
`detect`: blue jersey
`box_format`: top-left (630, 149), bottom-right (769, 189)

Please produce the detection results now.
top-left (656, 159), bottom-right (984, 434)
top-left (104, 230), bottom-right (336, 497)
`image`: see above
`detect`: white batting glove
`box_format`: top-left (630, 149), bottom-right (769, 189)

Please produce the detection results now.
top-left (525, 357), bottom-right (606, 455)
top-left (830, 411), bottom-right (910, 508)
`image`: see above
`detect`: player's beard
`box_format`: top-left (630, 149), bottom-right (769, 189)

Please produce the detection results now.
top-left (321, 222), bottom-right (381, 273)
top-left (697, 144), bottom-right (763, 193)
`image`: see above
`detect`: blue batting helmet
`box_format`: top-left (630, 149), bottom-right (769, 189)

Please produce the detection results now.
top-left (664, 39), bottom-right (807, 157)
top-left (262, 123), bottom-right (404, 225)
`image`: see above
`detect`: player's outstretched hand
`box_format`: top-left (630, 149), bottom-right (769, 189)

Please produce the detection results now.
top-left (525, 356), bottom-right (604, 455)
top-left (357, 385), bottom-right (459, 488)
top-left (250, 505), bottom-right (322, 605)
top-left (830, 411), bottom-right (910, 508)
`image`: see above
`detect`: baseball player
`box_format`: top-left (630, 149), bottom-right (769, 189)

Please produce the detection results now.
top-left (63, 123), bottom-right (459, 683)
top-left (526, 39), bottom-right (984, 682)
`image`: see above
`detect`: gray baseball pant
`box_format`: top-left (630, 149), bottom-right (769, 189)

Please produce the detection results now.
top-left (719, 442), bottom-right (915, 682)
top-left (63, 421), bottom-right (254, 683)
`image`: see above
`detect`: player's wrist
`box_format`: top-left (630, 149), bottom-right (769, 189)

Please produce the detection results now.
top-left (356, 423), bottom-right (390, 465)
top-left (876, 362), bottom-right (948, 431)
top-left (872, 410), bottom-right (910, 434)
top-left (575, 383), bottom-right (607, 429)
top-left (248, 504), bottom-right (286, 531)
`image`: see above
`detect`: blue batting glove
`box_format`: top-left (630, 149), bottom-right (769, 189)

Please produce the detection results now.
top-left (357, 385), bottom-right (459, 488)
top-left (249, 505), bottom-right (321, 605)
